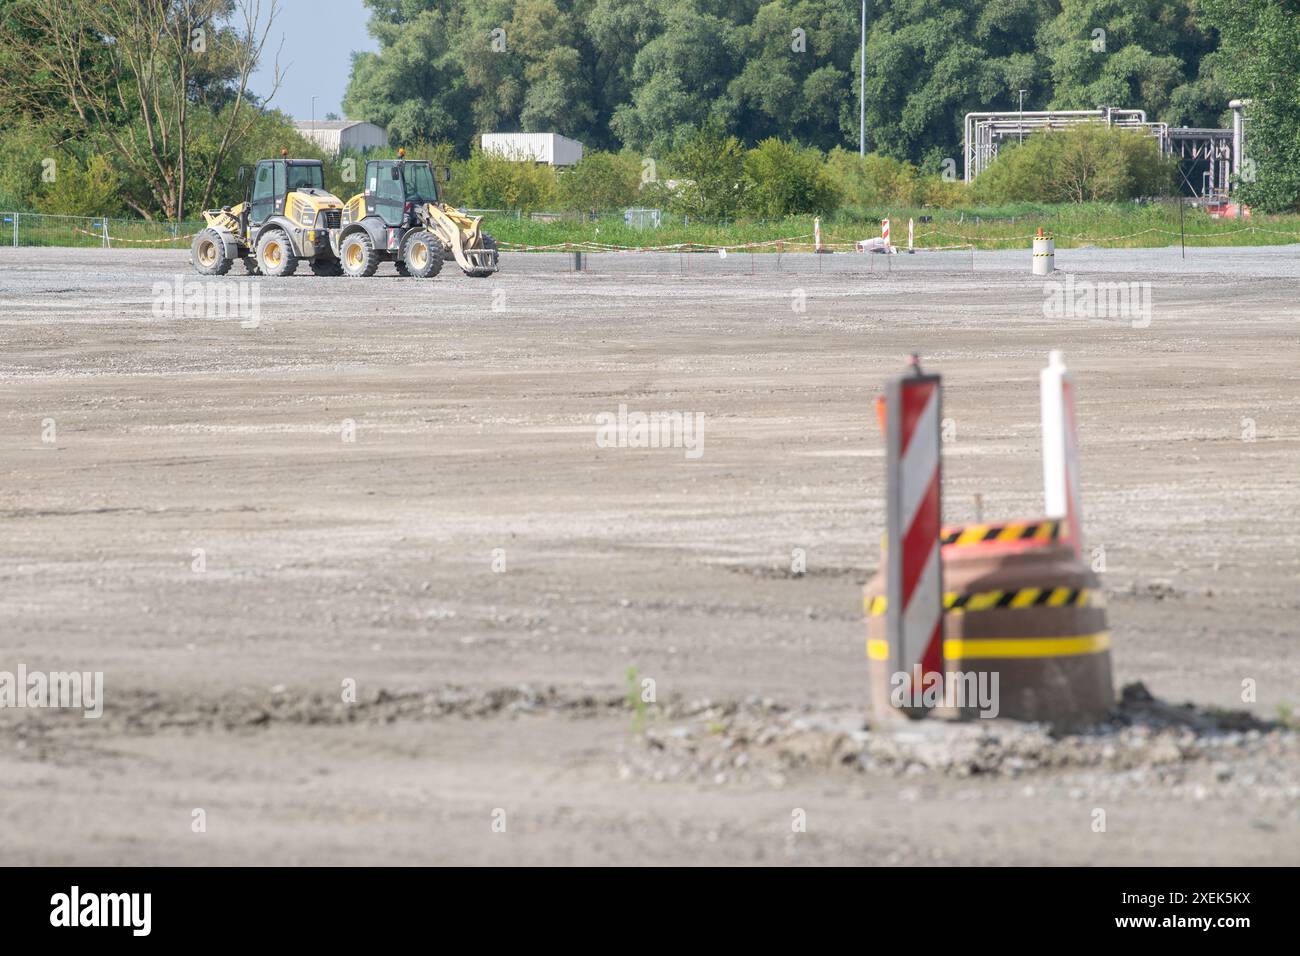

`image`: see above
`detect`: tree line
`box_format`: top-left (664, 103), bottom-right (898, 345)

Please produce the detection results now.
top-left (0, 0), bottom-right (1297, 219)
top-left (346, 0), bottom-right (1230, 168)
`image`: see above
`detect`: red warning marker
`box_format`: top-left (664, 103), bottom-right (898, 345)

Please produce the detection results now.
top-left (884, 356), bottom-right (944, 683)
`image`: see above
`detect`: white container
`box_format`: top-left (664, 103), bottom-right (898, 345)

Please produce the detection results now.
top-left (1032, 236), bottom-right (1055, 275)
top-left (480, 133), bottom-right (584, 166)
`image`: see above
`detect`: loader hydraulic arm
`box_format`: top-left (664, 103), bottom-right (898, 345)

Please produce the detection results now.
top-left (417, 203), bottom-right (499, 276)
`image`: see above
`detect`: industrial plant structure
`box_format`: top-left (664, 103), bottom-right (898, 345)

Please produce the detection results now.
top-left (963, 102), bottom-right (1250, 201)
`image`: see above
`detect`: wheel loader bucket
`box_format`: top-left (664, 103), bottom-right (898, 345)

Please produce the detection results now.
top-left (424, 204), bottom-right (499, 276)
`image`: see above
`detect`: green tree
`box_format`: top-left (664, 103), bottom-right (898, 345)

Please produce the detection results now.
top-left (609, 5), bottom-right (742, 158)
top-left (1200, 0), bottom-right (1300, 212)
top-left (584, 0), bottom-right (665, 149)
top-left (344, 1), bottom-right (479, 147)
top-left (455, 148), bottom-right (559, 211)
top-left (1039, 0), bottom-right (1219, 126)
top-left (511, 0), bottom-right (595, 137)
top-left (0, 0), bottom-right (284, 219)
top-left (727, 0), bottom-right (857, 151)
top-left (742, 138), bottom-right (840, 217)
top-left (863, 0), bottom-right (1053, 167)
top-left (34, 153), bottom-right (123, 216)
top-left (972, 123), bottom-right (1175, 203)
top-left (825, 148), bottom-right (922, 207)
top-left (663, 120), bottom-right (749, 220)
top-left (0, 125), bottom-right (48, 210)
top-left (558, 151), bottom-right (642, 211)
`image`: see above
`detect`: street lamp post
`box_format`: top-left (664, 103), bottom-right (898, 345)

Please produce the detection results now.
top-left (311, 95), bottom-right (318, 136)
top-left (859, 0), bottom-right (867, 156)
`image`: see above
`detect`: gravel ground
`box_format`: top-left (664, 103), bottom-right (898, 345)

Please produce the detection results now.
top-left (0, 245), bottom-right (1297, 864)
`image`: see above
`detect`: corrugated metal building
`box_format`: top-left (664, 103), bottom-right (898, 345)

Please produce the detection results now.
top-left (480, 133), bottom-right (585, 166)
top-left (295, 120), bottom-right (389, 156)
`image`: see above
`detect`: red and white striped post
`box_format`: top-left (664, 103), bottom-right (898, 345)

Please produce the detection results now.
top-left (881, 218), bottom-right (892, 252)
top-left (1041, 350), bottom-right (1083, 558)
top-left (884, 355), bottom-right (944, 687)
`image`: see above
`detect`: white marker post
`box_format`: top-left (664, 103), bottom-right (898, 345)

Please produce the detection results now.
top-left (1041, 350), bottom-right (1083, 558)
top-left (814, 216), bottom-right (823, 253)
top-left (907, 217), bottom-right (914, 254)
top-left (881, 218), bottom-right (891, 253)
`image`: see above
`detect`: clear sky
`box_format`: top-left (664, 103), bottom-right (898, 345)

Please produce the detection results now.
top-left (248, 0), bottom-right (379, 122)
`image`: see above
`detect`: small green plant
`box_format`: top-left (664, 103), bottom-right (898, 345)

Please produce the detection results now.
top-left (625, 665), bottom-right (648, 733)
top-left (1278, 703), bottom-right (1299, 730)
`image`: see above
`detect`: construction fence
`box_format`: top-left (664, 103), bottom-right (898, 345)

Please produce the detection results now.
top-left (5, 209), bottom-right (1299, 272)
top-left (1, 211), bottom-right (205, 248)
top-left (501, 246), bottom-right (979, 276)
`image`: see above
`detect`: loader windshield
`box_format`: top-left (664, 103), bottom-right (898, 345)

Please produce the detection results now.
top-left (402, 163), bottom-right (438, 203)
top-left (286, 163), bottom-right (325, 191)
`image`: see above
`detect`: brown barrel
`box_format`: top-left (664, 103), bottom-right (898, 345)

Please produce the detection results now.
top-left (864, 518), bottom-right (1114, 728)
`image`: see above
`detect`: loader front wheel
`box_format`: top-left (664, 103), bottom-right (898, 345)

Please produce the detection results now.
top-left (402, 231), bottom-right (444, 279)
top-left (256, 229), bottom-right (298, 277)
top-left (242, 255), bottom-right (262, 277)
top-left (191, 229), bottom-right (233, 276)
top-left (340, 232), bottom-right (379, 278)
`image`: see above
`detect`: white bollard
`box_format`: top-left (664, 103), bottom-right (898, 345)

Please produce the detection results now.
top-left (1040, 350), bottom-right (1082, 559)
top-left (907, 217), bottom-right (914, 254)
top-left (1032, 229), bottom-right (1055, 275)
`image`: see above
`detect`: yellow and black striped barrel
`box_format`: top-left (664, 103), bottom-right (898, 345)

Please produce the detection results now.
top-left (865, 519), bottom-right (1114, 727)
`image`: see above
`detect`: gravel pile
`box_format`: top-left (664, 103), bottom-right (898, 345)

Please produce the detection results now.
top-left (621, 683), bottom-right (1300, 800)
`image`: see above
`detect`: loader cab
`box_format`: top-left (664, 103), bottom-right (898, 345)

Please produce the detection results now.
top-left (364, 160), bottom-right (447, 227)
top-left (245, 159), bottom-right (327, 227)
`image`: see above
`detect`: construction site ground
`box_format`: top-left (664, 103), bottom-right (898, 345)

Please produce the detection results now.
top-left (1, 244), bottom-right (1297, 864)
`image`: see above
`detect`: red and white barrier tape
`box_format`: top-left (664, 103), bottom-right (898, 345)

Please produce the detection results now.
top-left (72, 227), bottom-right (198, 244)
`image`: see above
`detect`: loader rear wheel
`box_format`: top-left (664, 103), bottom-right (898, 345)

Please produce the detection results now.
top-left (310, 257), bottom-right (343, 277)
top-left (242, 255), bottom-right (261, 277)
top-left (340, 232), bottom-right (379, 278)
top-left (256, 229), bottom-right (298, 277)
top-left (402, 231), bottom-right (444, 279)
top-left (191, 229), bottom-right (233, 276)
top-left (394, 260), bottom-right (410, 277)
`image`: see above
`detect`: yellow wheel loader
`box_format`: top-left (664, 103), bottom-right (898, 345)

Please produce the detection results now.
top-left (191, 155), bottom-right (345, 278)
top-left (336, 153), bottom-right (499, 278)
